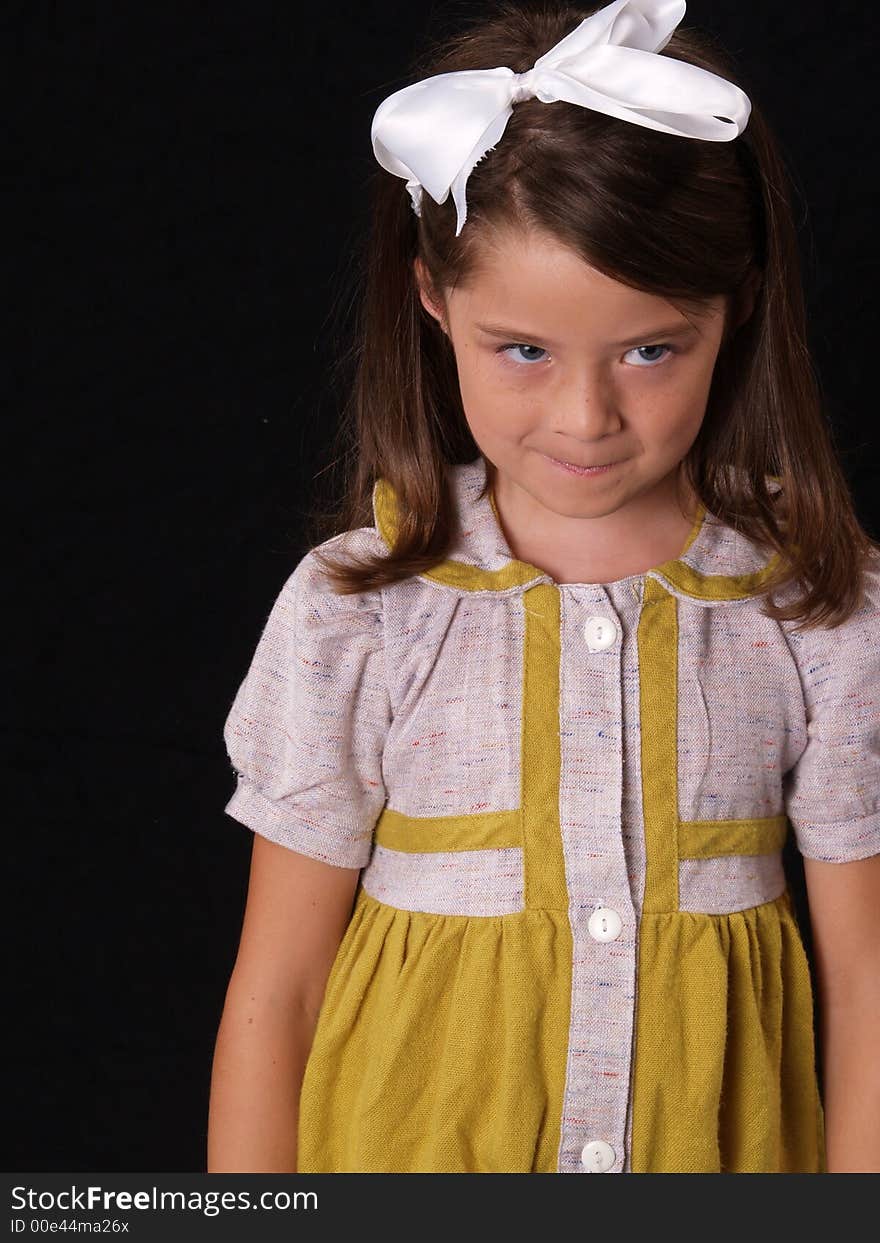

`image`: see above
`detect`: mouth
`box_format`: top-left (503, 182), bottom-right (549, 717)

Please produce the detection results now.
top-left (543, 452), bottom-right (622, 474)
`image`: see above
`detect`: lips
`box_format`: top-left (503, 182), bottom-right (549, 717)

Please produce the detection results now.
top-left (551, 454), bottom-right (617, 468)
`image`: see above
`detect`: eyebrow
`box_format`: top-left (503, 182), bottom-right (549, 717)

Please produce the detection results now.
top-left (475, 320), bottom-right (701, 347)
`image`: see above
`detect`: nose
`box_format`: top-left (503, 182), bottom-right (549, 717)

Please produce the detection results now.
top-left (547, 366), bottom-right (623, 444)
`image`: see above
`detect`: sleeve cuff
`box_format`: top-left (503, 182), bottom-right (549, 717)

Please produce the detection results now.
top-left (790, 804), bottom-right (880, 863)
top-left (224, 777), bottom-right (374, 871)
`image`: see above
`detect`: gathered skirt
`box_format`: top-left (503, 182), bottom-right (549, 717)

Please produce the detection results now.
top-left (296, 885), bottom-right (825, 1173)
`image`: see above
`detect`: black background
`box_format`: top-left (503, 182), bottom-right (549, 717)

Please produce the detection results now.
top-left (10, 1), bottom-right (878, 1171)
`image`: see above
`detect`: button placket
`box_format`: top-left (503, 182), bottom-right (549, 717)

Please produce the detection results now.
top-left (558, 590), bottom-right (633, 1174)
top-left (585, 605), bottom-right (625, 1164)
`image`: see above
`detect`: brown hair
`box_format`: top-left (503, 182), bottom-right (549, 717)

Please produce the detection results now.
top-left (306, 0), bottom-right (878, 631)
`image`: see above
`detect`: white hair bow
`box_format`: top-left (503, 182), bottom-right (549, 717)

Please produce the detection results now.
top-left (371, 0), bottom-right (751, 236)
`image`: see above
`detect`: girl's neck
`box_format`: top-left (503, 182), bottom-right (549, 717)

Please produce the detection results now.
top-left (486, 460), bottom-right (700, 586)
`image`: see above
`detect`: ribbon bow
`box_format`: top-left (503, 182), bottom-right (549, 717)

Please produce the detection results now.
top-left (371, 0), bottom-right (751, 236)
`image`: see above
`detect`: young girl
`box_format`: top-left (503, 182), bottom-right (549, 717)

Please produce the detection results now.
top-left (207, 0), bottom-right (880, 1174)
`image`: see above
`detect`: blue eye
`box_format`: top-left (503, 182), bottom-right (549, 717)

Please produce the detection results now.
top-left (499, 343), bottom-right (547, 365)
top-left (627, 344), bottom-right (673, 366)
top-left (497, 342), bottom-right (675, 368)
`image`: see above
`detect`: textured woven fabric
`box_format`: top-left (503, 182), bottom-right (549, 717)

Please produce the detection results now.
top-left (223, 455), bottom-right (880, 1173)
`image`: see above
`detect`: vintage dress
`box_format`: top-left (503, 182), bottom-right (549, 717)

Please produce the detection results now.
top-left (222, 455), bottom-right (880, 1173)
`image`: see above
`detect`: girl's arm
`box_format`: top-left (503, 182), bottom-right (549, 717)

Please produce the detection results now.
top-left (207, 833), bottom-right (362, 1173)
top-left (803, 852), bottom-right (880, 1173)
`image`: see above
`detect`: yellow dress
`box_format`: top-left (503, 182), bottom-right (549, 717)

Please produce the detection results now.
top-left (224, 458), bottom-right (878, 1171)
top-left (297, 886), bottom-right (822, 1172)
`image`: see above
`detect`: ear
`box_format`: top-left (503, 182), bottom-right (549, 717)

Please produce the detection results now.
top-left (413, 257), bottom-right (449, 334)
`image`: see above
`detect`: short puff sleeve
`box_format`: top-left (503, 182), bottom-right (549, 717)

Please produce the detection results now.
top-left (782, 551), bottom-right (880, 863)
top-left (223, 536), bottom-right (391, 869)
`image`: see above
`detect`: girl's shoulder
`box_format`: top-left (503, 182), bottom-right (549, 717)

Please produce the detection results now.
top-left (301, 526), bottom-right (389, 585)
top-left (855, 545), bottom-right (880, 611)
top-left (774, 545), bottom-right (880, 674)
top-left (279, 526), bottom-right (390, 636)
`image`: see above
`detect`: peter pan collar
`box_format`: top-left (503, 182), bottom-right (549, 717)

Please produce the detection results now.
top-left (372, 456), bottom-right (782, 605)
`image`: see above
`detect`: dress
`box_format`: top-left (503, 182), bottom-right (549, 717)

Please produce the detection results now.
top-left (222, 455), bottom-right (880, 1173)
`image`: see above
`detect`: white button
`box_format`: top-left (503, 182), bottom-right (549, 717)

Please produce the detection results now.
top-left (583, 615), bottom-right (619, 651)
top-left (588, 907), bottom-right (622, 942)
top-left (581, 1139), bottom-right (616, 1171)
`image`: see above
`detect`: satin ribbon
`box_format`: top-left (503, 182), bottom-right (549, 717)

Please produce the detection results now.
top-left (371, 0), bottom-right (751, 236)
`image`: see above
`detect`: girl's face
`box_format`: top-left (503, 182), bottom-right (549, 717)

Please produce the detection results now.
top-left (415, 226), bottom-right (728, 549)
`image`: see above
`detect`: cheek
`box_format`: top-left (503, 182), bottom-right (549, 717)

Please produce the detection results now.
top-left (652, 357), bottom-right (718, 430)
top-left (456, 358), bottom-right (534, 432)
top-left (462, 399), bottom-right (534, 445)
top-left (645, 394), bottom-right (710, 454)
